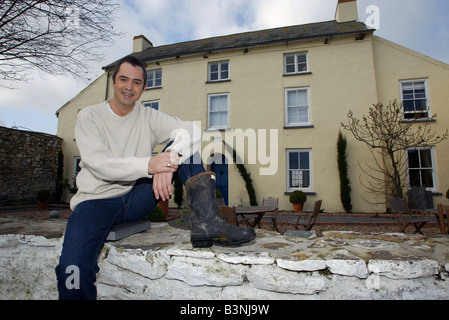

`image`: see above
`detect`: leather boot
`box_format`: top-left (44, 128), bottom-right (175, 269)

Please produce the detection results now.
top-left (185, 171), bottom-right (256, 248)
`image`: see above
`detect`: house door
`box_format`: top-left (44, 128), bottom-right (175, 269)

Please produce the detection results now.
top-left (211, 155), bottom-right (229, 205)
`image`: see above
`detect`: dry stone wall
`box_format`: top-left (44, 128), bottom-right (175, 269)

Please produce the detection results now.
top-left (0, 126), bottom-right (62, 205)
top-left (0, 219), bottom-right (448, 300)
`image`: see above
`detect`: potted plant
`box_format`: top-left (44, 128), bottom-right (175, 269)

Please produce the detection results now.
top-left (289, 190), bottom-right (307, 212)
top-left (36, 189), bottom-right (51, 210)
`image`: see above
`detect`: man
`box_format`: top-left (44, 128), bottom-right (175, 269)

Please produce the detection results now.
top-left (55, 55), bottom-right (256, 300)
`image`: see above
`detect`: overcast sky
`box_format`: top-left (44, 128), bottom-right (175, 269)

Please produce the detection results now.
top-left (0, 0), bottom-right (448, 135)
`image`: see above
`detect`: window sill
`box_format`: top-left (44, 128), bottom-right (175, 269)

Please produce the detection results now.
top-left (284, 191), bottom-right (316, 195)
top-left (206, 79), bottom-right (231, 84)
top-left (205, 127), bottom-right (231, 132)
top-left (401, 118), bottom-right (436, 123)
top-left (145, 86), bottom-right (162, 91)
top-left (283, 72), bottom-right (312, 77)
top-left (284, 125), bottom-right (314, 129)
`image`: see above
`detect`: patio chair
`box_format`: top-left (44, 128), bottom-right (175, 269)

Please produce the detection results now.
top-left (261, 197), bottom-right (279, 229)
top-left (262, 197), bottom-right (279, 210)
top-left (436, 204), bottom-right (449, 234)
top-left (271, 200), bottom-right (322, 233)
top-left (292, 199), bottom-right (322, 231)
top-left (218, 206), bottom-right (239, 227)
top-left (389, 197), bottom-right (428, 234)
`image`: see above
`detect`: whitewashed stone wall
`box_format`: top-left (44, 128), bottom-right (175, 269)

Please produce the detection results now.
top-left (1, 223), bottom-right (449, 300)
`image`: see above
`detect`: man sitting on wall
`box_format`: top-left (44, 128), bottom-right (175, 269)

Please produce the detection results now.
top-left (55, 55), bottom-right (256, 300)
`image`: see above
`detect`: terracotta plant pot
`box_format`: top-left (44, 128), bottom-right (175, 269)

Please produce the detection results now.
top-left (292, 203), bottom-right (304, 212)
top-left (157, 200), bottom-right (169, 217)
top-left (37, 201), bottom-right (48, 211)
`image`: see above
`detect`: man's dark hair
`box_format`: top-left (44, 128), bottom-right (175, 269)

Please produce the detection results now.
top-left (112, 55), bottom-right (147, 89)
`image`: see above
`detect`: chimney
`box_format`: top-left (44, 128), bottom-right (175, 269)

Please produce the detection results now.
top-left (133, 35), bottom-right (153, 53)
top-left (335, 0), bottom-right (358, 22)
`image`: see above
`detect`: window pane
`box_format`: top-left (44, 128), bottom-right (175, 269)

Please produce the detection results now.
top-left (210, 72), bottom-right (218, 81)
top-left (415, 99), bottom-right (427, 111)
top-left (285, 55), bottom-right (295, 64)
top-left (302, 171), bottom-right (310, 187)
top-left (298, 106), bottom-right (308, 123)
top-left (408, 150), bottom-right (419, 168)
top-left (288, 107), bottom-right (300, 124)
top-left (403, 100), bottom-right (415, 112)
top-left (221, 62), bottom-right (228, 71)
top-left (289, 152), bottom-right (299, 169)
top-left (297, 54), bottom-right (307, 63)
top-left (287, 91), bottom-right (298, 106)
top-left (218, 96), bottom-right (227, 111)
top-left (210, 97), bottom-right (219, 112)
top-left (221, 70), bottom-right (229, 79)
top-left (210, 64), bottom-right (218, 72)
top-left (297, 90), bottom-right (308, 106)
top-left (421, 169), bottom-right (434, 187)
top-left (419, 149), bottom-right (432, 168)
top-left (210, 112), bottom-right (220, 127)
top-left (290, 170), bottom-right (301, 188)
top-left (409, 169), bottom-right (421, 187)
top-left (299, 152), bottom-right (309, 169)
top-left (298, 63), bottom-right (307, 72)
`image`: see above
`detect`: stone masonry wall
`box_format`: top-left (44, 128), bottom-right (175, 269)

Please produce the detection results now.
top-left (0, 126), bottom-right (62, 205)
top-left (0, 219), bottom-right (448, 300)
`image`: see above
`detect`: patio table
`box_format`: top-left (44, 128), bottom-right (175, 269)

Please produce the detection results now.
top-left (235, 206), bottom-right (273, 228)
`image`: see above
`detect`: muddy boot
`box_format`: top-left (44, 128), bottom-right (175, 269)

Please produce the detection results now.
top-left (185, 171), bottom-right (256, 248)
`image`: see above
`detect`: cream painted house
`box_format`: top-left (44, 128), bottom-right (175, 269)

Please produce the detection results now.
top-left (56, 0), bottom-right (449, 212)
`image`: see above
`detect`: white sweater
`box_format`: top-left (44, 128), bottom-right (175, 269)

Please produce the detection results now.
top-left (70, 101), bottom-right (201, 210)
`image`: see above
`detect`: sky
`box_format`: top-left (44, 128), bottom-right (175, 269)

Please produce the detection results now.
top-left (0, 0), bottom-right (448, 135)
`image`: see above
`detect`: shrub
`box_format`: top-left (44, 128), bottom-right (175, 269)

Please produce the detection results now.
top-left (36, 189), bottom-right (51, 202)
top-left (289, 190), bottom-right (307, 204)
top-left (142, 205), bottom-right (166, 222)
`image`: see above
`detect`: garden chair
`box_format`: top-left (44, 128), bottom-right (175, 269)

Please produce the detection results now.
top-left (271, 200), bottom-right (322, 233)
top-left (292, 199), bottom-right (322, 231)
top-left (436, 204), bottom-right (449, 234)
top-left (261, 197), bottom-right (279, 230)
top-left (389, 197), bottom-right (428, 234)
top-left (218, 206), bottom-right (239, 227)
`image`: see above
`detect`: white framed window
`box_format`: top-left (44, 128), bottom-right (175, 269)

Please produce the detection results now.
top-left (284, 52), bottom-right (308, 74)
top-left (400, 79), bottom-right (430, 120)
top-left (208, 61), bottom-right (229, 82)
top-left (208, 93), bottom-right (229, 129)
top-left (285, 88), bottom-right (311, 126)
top-left (143, 100), bottom-right (159, 110)
top-left (286, 149), bottom-right (312, 192)
top-left (146, 69), bottom-right (162, 89)
top-left (406, 147), bottom-right (437, 192)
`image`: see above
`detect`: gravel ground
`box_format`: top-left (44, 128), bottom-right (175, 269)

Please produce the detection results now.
top-left (0, 207), bottom-right (441, 237)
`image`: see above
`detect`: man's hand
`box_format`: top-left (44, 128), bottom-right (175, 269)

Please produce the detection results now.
top-left (148, 151), bottom-right (180, 201)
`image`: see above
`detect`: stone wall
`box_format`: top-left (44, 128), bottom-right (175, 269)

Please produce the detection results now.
top-left (0, 219), bottom-right (448, 300)
top-left (0, 126), bottom-right (62, 205)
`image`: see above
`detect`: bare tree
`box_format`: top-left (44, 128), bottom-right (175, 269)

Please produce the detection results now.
top-left (0, 0), bottom-right (122, 86)
top-left (341, 100), bottom-right (448, 201)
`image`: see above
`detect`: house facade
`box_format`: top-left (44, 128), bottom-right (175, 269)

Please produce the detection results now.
top-left (56, 0), bottom-right (449, 212)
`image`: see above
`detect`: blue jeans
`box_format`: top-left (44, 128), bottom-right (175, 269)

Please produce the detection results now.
top-left (55, 151), bottom-right (204, 300)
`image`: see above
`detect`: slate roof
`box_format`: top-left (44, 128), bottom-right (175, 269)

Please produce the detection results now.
top-left (104, 20), bottom-right (373, 69)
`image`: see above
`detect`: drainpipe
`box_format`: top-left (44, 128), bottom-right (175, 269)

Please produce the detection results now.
top-left (105, 68), bottom-right (111, 101)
